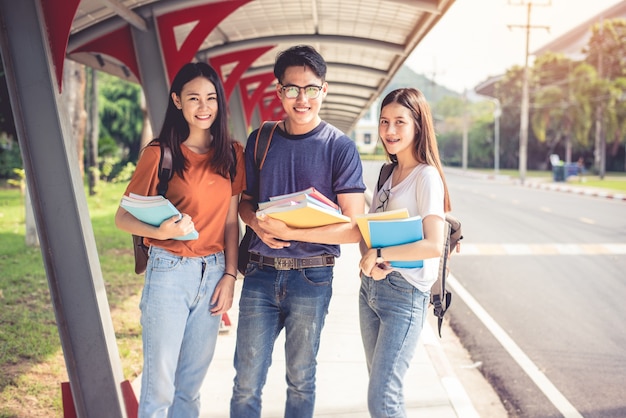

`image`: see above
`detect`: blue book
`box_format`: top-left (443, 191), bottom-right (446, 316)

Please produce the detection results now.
top-left (120, 193), bottom-right (199, 241)
top-left (368, 216), bottom-right (423, 268)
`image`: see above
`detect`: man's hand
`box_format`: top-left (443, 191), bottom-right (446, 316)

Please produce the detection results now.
top-left (255, 213), bottom-right (291, 249)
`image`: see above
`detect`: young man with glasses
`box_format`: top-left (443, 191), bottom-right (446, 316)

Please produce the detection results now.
top-left (231, 45), bottom-right (366, 418)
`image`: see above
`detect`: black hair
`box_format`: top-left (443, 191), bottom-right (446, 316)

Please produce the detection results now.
top-left (273, 45), bottom-right (327, 84)
top-left (153, 62), bottom-right (234, 179)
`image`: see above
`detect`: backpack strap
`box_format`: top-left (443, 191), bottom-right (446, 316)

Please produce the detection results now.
top-left (254, 121), bottom-right (278, 170)
top-left (376, 162), bottom-right (396, 192)
top-left (433, 217), bottom-right (453, 337)
top-left (229, 144), bottom-right (238, 182)
top-left (156, 144), bottom-right (173, 197)
top-left (249, 121), bottom-right (278, 201)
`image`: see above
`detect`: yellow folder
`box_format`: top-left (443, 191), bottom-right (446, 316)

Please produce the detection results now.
top-left (258, 200), bottom-right (350, 228)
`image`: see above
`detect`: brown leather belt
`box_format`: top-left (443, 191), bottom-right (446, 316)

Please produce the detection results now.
top-left (249, 253), bottom-right (335, 270)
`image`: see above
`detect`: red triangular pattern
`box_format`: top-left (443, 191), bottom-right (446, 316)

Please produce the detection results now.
top-left (239, 72), bottom-right (277, 126)
top-left (40, 0), bottom-right (80, 92)
top-left (69, 26), bottom-right (140, 83)
top-left (209, 45), bottom-right (275, 101)
top-left (157, 0), bottom-right (251, 83)
top-left (259, 93), bottom-right (283, 121)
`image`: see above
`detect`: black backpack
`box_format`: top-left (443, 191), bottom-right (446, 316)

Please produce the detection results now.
top-left (376, 163), bottom-right (463, 337)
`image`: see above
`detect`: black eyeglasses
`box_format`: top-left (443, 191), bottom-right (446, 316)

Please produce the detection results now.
top-left (280, 84), bottom-right (323, 99)
top-left (375, 188), bottom-right (390, 212)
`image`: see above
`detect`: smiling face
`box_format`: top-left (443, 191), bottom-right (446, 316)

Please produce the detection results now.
top-left (172, 76), bottom-right (218, 135)
top-left (277, 65), bottom-right (328, 135)
top-left (379, 102), bottom-right (416, 159)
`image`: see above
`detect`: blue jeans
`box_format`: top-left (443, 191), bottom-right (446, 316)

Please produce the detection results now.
top-left (359, 271), bottom-right (429, 418)
top-left (230, 263), bottom-right (333, 418)
top-left (138, 246), bottom-right (224, 418)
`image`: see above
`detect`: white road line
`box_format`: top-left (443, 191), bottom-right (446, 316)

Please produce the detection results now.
top-left (448, 274), bottom-right (585, 418)
top-left (457, 243), bottom-right (626, 255)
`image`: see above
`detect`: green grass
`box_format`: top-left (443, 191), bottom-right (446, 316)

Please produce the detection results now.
top-left (470, 169), bottom-right (626, 192)
top-left (0, 181), bottom-right (144, 417)
top-left (580, 177), bottom-right (626, 192)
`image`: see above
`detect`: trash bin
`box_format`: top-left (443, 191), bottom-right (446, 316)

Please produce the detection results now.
top-left (552, 164), bottom-right (565, 182)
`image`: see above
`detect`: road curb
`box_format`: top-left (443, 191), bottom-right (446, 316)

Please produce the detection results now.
top-left (443, 168), bottom-right (626, 202)
top-left (520, 180), bottom-right (626, 201)
top-left (422, 320), bottom-right (481, 418)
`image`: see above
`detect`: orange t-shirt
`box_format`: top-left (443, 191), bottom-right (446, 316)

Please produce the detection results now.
top-left (123, 141), bottom-right (245, 257)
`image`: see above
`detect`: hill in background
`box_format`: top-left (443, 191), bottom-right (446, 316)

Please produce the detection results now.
top-left (382, 65), bottom-right (460, 102)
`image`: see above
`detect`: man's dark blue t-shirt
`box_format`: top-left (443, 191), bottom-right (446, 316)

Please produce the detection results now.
top-left (244, 121), bottom-right (365, 259)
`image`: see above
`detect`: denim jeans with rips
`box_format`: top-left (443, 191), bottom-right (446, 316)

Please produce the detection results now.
top-left (359, 271), bottom-right (429, 418)
top-left (138, 246), bottom-right (224, 418)
top-left (230, 263), bottom-right (333, 418)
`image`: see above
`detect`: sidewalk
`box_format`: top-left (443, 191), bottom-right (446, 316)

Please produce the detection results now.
top-left (191, 243), bottom-right (484, 418)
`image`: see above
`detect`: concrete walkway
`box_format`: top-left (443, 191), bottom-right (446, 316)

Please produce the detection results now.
top-left (192, 243), bottom-right (481, 418)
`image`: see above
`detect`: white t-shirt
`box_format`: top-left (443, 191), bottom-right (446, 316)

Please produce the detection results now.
top-left (370, 163), bottom-right (445, 292)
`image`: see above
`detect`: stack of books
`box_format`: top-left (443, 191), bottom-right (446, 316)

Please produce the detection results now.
top-left (257, 187), bottom-right (350, 228)
top-left (120, 193), bottom-right (199, 240)
top-left (356, 209), bottom-right (423, 268)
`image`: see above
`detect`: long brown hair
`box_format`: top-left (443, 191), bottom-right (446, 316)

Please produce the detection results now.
top-left (380, 88), bottom-right (451, 212)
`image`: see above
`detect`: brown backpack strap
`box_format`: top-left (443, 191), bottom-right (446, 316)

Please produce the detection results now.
top-left (253, 121), bottom-right (278, 170)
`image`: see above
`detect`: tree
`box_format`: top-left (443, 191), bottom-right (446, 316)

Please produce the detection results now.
top-left (62, 59), bottom-right (87, 176)
top-left (530, 53), bottom-right (579, 164)
top-left (494, 66), bottom-right (525, 169)
top-left (584, 18), bottom-right (626, 175)
top-left (98, 73), bottom-right (144, 177)
top-left (87, 68), bottom-right (99, 195)
top-left (0, 53), bottom-right (21, 180)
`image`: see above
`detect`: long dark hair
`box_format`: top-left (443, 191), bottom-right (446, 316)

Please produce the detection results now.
top-left (380, 88), bottom-right (451, 212)
top-left (154, 62), bottom-right (234, 179)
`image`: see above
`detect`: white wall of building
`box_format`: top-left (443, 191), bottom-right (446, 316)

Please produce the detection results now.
top-left (351, 98), bottom-right (380, 154)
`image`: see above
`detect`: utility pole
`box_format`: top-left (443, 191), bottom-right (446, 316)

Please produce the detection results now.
top-left (508, 1), bottom-right (550, 184)
top-left (492, 98), bottom-right (502, 174)
top-left (462, 89), bottom-right (468, 170)
top-left (428, 56), bottom-right (445, 102)
top-left (594, 20), bottom-right (606, 179)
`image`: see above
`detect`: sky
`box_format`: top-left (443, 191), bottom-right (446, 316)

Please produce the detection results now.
top-left (406, 0), bottom-right (624, 93)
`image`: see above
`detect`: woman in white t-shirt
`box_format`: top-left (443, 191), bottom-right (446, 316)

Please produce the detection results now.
top-left (358, 88), bottom-right (452, 418)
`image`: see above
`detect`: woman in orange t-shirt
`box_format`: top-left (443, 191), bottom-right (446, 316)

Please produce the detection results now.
top-left (115, 62), bottom-right (245, 418)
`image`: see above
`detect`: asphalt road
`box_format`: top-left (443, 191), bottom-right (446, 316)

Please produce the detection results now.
top-left (361, 161), bottom-right (626, 418)
top-left (443, 169), bottom-right (626, 418)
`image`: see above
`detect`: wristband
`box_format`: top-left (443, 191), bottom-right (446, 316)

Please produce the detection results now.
top-left (375, 248), bottom-right (384, 265)
top-left (224, 272), bottom-right (237, 280)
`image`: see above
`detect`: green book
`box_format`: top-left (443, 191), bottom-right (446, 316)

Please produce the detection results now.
top-left (120, 193), bottom-right (198, 240)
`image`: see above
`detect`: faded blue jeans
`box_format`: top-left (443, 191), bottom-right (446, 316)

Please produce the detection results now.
top-left (359, 271), bottom-right (429, 418)
top-left (230, 263), bottom-right (333, 418)
top-left (138, 246), bottom-right (224, 418)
